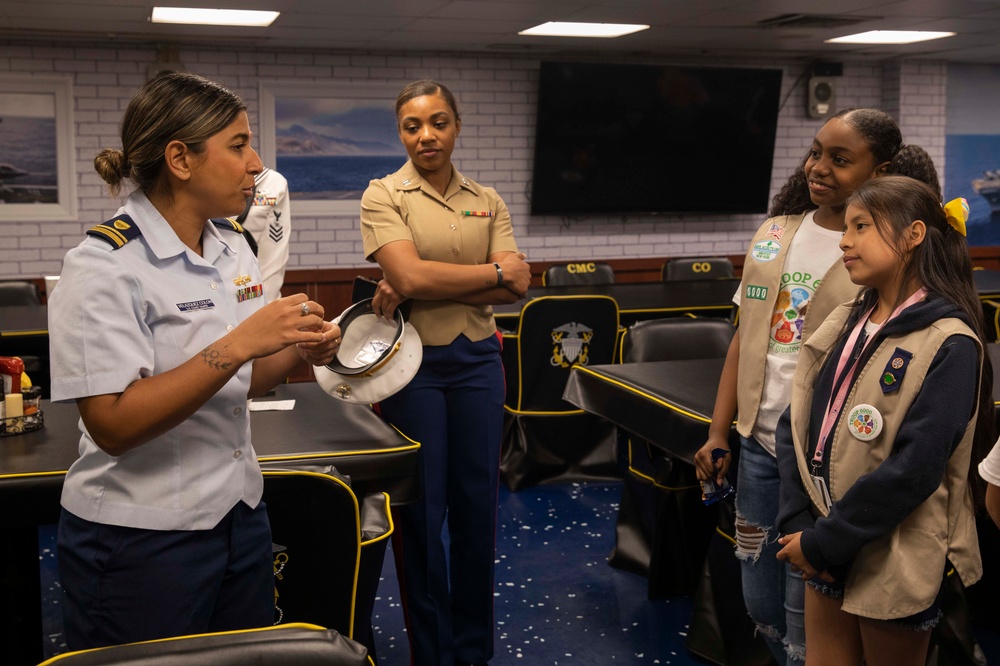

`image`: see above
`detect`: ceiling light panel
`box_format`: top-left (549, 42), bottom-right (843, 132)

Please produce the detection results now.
top-left (518, 22), bottom-right (649, 38)
top-left (151, 7), bottom-right (280, 27)
top-left (825, 30), bottom-right (955, 44)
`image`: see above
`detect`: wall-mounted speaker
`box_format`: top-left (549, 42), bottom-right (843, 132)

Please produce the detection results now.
top-left (807, 77), bottom-right (837, 119)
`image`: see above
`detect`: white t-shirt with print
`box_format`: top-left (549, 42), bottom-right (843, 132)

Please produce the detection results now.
top-left (736, 211), bottom-right (845, 456)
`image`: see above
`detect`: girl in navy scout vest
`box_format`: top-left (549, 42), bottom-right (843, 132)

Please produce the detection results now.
top-left (693, 108), bottom-right (941, 665)
top-left (775, 176), bottom-right (992, 665)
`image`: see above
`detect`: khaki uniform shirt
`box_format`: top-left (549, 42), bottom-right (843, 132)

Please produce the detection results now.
top-left (361, 160), bottom-right (519, 346)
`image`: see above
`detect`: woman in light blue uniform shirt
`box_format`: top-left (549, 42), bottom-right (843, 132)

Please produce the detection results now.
top-left (49, 73), bottom-right (341, 650)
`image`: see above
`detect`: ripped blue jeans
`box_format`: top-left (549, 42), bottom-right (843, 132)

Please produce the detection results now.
top-left (734, 435), bottom-right (805, 665)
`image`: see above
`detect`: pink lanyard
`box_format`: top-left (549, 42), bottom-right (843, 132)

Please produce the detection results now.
top-left (813, 288), bottom-right (928, 468)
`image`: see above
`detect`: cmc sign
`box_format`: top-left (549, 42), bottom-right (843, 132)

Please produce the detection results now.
top-left (566, 262), bottom-right (598, 274)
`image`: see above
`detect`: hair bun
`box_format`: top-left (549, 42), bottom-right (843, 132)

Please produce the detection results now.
top-left (93, 147), bottom-right (130, 194)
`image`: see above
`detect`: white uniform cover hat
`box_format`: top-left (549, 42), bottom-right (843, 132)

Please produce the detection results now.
top-left (314, 298), bottom-right (423, 404)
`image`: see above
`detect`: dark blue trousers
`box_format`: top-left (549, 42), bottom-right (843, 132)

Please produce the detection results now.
top-left (57, 500), bottom-right (274, 650)
top-left (380, 333), bottom-right (504, 666)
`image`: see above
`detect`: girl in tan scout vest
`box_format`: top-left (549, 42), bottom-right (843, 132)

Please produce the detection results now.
top-left (693, 109), bottom-right (941, 665)
top-left (775, 177), bottom-right (993, 665)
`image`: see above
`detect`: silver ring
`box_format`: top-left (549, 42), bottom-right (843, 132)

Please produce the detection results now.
top-left (300, 302), bottom-right (310, 316)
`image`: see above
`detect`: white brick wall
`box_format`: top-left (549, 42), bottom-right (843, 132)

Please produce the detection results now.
top-left (0, 42), bottom-right (948, 278)
top-left (897, 61), bottom-right (949, 192)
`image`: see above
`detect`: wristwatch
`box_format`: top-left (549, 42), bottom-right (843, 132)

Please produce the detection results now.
top-left (493, 261), bottom-right (504, 286)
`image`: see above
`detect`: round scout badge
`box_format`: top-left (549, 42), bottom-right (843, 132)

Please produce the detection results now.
top-left (847, 403), bottom-right (883, 441)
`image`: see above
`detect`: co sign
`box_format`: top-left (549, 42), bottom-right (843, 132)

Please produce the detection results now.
top-left (692, 262), bottom-right (713, 273)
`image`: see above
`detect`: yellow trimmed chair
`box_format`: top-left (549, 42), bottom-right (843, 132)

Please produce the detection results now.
top-left (661, 257), bottom-right (734, 281)
top-left (542, 262), bottom-right (615, 286)
top-left (609, 317), bottom-right (735, 596)
top-left (500, 295), bottom-right (621, 490)
top-left (260, 469), bottom-right (392, 660)
top-left (36, 623), bottom-right (372, 665)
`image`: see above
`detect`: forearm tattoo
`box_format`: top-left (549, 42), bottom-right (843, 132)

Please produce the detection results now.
top-left (199, 344), bottom-right (233, 371)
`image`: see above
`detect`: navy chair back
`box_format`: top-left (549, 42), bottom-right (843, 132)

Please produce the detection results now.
top-left (661, 258), bottom-right (734, 282)
top-left (501, 295), bottom-right (621, 489)
top-left (508, 295), bottom-right (620, 411)
top-left (542, 262), bottom-right (615, 287)
top-left (37, 623), bottom-right (370, 666)
top-left (621, 317), bottom-right (735, 364)
top-left (0, 280), bottom-right (41, 306)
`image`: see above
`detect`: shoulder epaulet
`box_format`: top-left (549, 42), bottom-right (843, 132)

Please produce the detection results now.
top-left (211, 217), bottom-right (245, 234)
top-left (86, 214), bottom-right (142, 249)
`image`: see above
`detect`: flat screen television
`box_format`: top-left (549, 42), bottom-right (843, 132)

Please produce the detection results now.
top-left (530, 61), bottom-right (783, 216)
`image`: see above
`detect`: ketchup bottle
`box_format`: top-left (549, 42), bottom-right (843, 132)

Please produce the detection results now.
top-left (0, 356), bottom-right (24, 395)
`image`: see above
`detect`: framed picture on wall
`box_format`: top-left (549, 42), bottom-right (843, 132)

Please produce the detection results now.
top-left (258, 81), bottom-right (406, 216)
top-left (0, 74), bottom-right (77, 221)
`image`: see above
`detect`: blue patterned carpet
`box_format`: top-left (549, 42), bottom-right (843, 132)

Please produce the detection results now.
top-left (372, 482), bottom-right (698, 665)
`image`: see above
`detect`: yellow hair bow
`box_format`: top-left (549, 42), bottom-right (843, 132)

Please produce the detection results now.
top-left (943, 197), bottom-right (969, 237)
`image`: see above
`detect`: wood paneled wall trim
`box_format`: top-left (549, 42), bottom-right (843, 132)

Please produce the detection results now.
top-left (971, 247), bottom-right (1000, 271)
top-left (284, 255), bottom-right (744, 302)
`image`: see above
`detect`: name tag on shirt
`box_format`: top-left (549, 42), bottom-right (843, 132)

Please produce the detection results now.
top-left (177, 299), bottom-right (215, 312)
